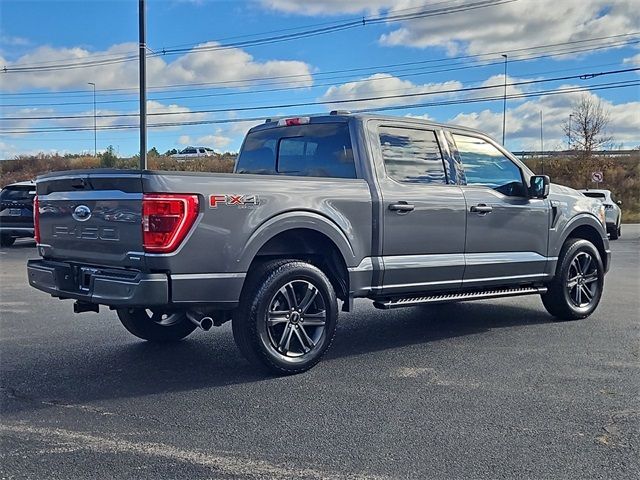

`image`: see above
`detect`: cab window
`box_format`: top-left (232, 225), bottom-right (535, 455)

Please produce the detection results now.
top-left (379, 126), bottom-right (447, 184)
top-left (452, 134), bottom-right (526, 196)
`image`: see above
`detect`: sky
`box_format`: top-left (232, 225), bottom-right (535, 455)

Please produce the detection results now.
top-left (1, 0), bottom-right (639, 158)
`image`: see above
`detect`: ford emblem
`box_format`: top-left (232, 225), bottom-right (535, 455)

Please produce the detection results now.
top-left (72, 204), bottom-right (92, 222)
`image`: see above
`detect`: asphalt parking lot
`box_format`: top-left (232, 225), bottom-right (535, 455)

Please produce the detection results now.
top-left (1, 227), bottom-right (638, 479)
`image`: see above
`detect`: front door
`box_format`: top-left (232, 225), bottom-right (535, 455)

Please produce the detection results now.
top-left (373, 123), bottom-right (467, 295)
top-left (448, 132), bottom-right (550, 287)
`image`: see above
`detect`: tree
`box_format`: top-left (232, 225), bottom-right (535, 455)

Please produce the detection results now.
top-left (562, 95), bottom-right (613, 157)
top-left (147, 147), bottom-right (160, 157)
top-left (164, 148), bottom-right (178, 156)
top-left (100, 145), bottom-right (118, 168)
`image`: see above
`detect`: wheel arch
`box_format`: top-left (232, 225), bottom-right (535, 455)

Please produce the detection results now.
top-left (238, 212), bottom-right (356, 306)
top-left (560, 217), bottom-right (608, 272)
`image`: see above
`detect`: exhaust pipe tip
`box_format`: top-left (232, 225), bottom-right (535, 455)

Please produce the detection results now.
top-left (200, 316), bottom-right (213, 331)
top-left (187, 311), bottom-right (213, 331)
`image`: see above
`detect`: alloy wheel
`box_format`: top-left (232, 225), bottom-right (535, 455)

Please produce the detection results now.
top-left (264, 280), bottom-right (327, 358)
top-left (566, 252), bottom-right (599, 308)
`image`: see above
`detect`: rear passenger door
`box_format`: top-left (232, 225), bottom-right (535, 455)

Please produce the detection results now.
top-left (372, 123), bottom-right (467, 295)
top-left (448, 132), bottom-right (550, 287)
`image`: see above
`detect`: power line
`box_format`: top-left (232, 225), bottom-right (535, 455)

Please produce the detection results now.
top-left (3, 37), bottom-right (637, 109)
top-left (3, 67), bottom-right (638, 122)
top-left (3, 31), bottom-right (637, 102)
top-left (1, 0), bottom-right (516, 73)
top-left (2, 79), bottom-right (638, 135)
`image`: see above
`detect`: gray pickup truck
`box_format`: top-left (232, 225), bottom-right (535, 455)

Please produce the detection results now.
top-left (27, 113), bottom-right (610, 374)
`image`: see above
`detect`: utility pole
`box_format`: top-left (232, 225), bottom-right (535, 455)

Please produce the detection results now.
top-left (501, 54), bottom-right (508, 145)
top-left (568, 113), bottom-right (574, 151)
top-left (87, 82), bottom-right (96, 157)
top-left (139, 0), bottom-right (147, 170)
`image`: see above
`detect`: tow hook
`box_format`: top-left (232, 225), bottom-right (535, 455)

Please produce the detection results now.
top-left (73, 301), bottom-right (99, 314)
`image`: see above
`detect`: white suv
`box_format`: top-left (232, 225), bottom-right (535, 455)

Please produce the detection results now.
top-left (580, 189), bottom-right (622, 239)
top-left (170, 146), bottom-right (215, 160)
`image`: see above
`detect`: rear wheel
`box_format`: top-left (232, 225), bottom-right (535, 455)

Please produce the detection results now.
top-left (609, 224), bottom-right (619, 240)
top-left (117, 308), bottom-right (196, 342)
top-left (541, 238), bottom-right (604, 321)
top-left (0, 235), bottom-right (15, 247)
top-left (232, 260), bottom-right (338, 375)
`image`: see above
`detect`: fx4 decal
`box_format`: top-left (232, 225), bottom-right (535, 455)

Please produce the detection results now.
top-left (209, 194), bottom-right (260, 209)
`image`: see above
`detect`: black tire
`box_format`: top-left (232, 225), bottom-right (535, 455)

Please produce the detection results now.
top-left (232, 259), bottom-right (338, 375)
top-left (117, 308), bottom-right (197, 342)
top-left (608, 225), bottom-right (619, 240)
top-left (541, 238), bottom-right (604, 321)
top-left (0, 235), bottom-right (15, 247)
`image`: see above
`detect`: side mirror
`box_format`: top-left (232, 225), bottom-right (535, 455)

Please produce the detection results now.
top-left (616, 200), bottom-right (623, 206)
top-left (529, 175), bottom-right (550, 199)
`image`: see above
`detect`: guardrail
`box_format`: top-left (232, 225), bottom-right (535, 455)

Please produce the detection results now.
top-left (512, 150), bottom-right (637, 158)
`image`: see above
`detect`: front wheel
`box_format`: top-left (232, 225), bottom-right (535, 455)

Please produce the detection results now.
top-left (541, 238), bottom-right (604, 321)
top-left (232, 260), bottom-right (338, 375)
top-left (609, 223), bottom-right (620, 240)
top-left (117, 308), bottom-right (197, 342)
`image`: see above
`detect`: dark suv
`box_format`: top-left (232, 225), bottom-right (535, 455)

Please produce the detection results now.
top-left (0, 181), bottom-right (36, 247)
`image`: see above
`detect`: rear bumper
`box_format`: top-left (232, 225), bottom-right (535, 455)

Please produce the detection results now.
top-left (0, 226), bottom-right (34, 237)
top-left (27, 259), bottom-right (168, 306)
top-left (27, 259), bottom-right (243, 309)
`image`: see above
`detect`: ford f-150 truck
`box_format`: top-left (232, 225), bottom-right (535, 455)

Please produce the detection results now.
top-left (27, 113), bottom-right (611, 374)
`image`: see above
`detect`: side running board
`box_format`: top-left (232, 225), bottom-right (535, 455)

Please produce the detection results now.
top-left (373, 286), bottom-right (547, 310)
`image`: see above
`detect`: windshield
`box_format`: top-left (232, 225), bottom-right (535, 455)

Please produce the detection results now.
top-left (583, 192), bottom-right (606, 199)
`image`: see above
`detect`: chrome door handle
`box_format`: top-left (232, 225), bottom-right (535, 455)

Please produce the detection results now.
top-left (389, 203), bottom-right (415, 212)
top-left (470, 204), bottom-right (493, 214)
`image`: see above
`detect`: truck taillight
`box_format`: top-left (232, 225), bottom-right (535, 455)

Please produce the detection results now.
top-left (142, 194), bottom-right (199, 253)
top-left (33, 196), bottom-right (40, 244)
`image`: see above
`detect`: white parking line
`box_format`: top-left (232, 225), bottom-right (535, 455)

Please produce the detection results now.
top-left (1, 423), bottom-right (384, 479)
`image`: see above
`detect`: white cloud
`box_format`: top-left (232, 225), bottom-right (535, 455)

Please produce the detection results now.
top-left (380, 1), bottom-right (638, 56)
top-left (449, 89), bottom-right (640, 149)
top-left (1, 41), bottom-right (313, 92)
top-left (178, 135), bottom-right (191, 145)
top-left (262, 0), bottom-right (639, 57)
top-left (623, 52), bottom-right (640, 67)
top-left (0, 35), bottom-right (31, 46)
top-left (194, 130), bottom-right (233, 149)
top-left (320, 73), bottom-right (463, 109)
top-left (2, 100), bottom-right (210, 138)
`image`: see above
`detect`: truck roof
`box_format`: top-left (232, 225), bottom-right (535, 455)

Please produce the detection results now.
top-left (250, 112), bottom-right (492, 138)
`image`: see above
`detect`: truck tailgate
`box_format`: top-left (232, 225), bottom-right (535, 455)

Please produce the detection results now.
top-left (36, 170), bottom-right (145, 268)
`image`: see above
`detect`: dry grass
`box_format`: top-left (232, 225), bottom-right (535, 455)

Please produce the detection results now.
top-left (2, 151), bottom-right (638, 222)
top-left (523, 153), bottom-right (640, 223)
top-left (0, 153), bottom-right (236, 186)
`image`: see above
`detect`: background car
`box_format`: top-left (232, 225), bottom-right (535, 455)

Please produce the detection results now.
top-left (580, 189), bottom-right (622, 239)
top-left (0, 181), bottom-right (36, 247)
top-left (169, 146), bottom-right (215, 160)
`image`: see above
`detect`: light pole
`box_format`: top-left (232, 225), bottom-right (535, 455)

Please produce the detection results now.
top-left (540, 110), bottom-right (544, 174)
top-left (568, 113), bottom-right (574, 151)
top-left (88, 82), bottom-right (96, 156)
top-left (501, 54), bottom-right (508, 145)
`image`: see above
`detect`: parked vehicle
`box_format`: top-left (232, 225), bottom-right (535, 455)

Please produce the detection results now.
top-left (27, 113), bottom-right (610, 374)
top-left (579, 189), bottom-right (622, 239)
top-left (0, 181), bottom-right (36, 247)
top-left (169, 146), bottom-right (215, 160)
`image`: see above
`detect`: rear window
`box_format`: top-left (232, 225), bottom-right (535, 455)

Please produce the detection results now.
top-left (236, 123), bottom-right (356, 179)
top-left (1, 187), bottom-right (35, 201)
